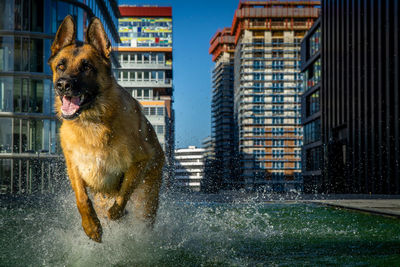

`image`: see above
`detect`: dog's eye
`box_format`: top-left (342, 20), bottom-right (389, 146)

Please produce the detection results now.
top-left (82, 64), bottom-right (92, 72)
top-left (57, 64), bottom-right (65, 71)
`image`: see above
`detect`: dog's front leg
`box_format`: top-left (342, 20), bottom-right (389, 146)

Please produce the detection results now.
top-left (108, 161), bottom-right (146, 220)
top-left (66, 159), bottom-right (102, 242)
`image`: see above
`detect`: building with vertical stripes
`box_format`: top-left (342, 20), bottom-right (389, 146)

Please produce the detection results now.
top-left (116, 6), bottom-right (174, 186)
top-left (318, 0), bottom-right (399, 194)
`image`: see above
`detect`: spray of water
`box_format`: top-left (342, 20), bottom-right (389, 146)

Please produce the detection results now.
top-left (1, 188), bottom-right (400, 266)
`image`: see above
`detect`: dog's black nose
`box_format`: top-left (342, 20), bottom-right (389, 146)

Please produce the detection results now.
top-left (56, 79), bottom-right (72, 92)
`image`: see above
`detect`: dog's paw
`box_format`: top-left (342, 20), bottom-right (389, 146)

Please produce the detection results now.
top-left (107, 203), bottom-right (124, 220)
top-left (82, 217), bottom-right (103, 243)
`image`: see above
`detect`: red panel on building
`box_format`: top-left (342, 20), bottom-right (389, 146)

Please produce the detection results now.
top-left (119, 6), bottom-right (172, 17)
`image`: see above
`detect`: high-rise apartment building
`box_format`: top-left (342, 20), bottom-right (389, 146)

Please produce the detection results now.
top-left (116, 6), bottom-right (174, 185)
top-left (300, 18), bottom-right (321, 193)
top-left (209, 28), bottom-right (237, 189)
top-left (0, 0), bottom-right (120, 195)
top-left (317, 0), bottom-right (399, 194)
top-left (210, 1), bottom-right (320, 191)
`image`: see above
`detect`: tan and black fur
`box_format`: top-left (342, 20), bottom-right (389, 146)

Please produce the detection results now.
top-left (49, 15), bottom-right (164, 242)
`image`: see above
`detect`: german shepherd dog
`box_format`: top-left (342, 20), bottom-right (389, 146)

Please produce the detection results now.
top-left (48, 15), bottom-right (165, 243)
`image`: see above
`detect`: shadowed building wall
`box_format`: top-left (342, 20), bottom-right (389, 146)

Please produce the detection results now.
top-left (320, 0), bottom-right (399, 193)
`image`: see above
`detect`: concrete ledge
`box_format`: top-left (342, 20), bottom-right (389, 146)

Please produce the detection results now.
top-left (308, 199), bottom-right (400, 218)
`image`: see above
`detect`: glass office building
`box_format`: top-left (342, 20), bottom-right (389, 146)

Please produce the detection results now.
top-left (300, 18), bottom-right (322, 193)
top-left (0, 0), bottom-right (120, 195)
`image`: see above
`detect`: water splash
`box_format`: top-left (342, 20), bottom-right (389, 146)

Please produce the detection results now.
top-left (1, 190), bottom-right (400, 266)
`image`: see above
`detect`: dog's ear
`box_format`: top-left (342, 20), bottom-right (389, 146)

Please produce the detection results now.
top-left (50, 15), bottom-right (76, 59)
top-left (86, 17), bottom-right (112, 59)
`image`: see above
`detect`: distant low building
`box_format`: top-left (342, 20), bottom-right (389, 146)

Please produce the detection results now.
top-left (174, 146), bottom-right (205, 192)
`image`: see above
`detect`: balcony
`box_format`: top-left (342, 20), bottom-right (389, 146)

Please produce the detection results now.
top-left (119, 61), bottom-right (172, 70)
top-left (118, 79), bottom-right (173, 88)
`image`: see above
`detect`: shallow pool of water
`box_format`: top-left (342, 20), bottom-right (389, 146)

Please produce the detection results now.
top-left (1, 192), bottom-right (400, 266)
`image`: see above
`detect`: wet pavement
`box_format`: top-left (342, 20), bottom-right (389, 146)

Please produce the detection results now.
top-left (308, 199), bottom-right (400, 218)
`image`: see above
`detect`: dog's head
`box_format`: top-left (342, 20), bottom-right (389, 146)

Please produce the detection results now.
top-left (49, 15), bottom-right (113, 120)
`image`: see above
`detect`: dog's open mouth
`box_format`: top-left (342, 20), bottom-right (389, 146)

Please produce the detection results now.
top-left (60, 95), bottom-right (85, 120)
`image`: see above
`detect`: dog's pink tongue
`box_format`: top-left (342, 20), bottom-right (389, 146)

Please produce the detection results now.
top-left (61, 96), bottom-right (80, 115)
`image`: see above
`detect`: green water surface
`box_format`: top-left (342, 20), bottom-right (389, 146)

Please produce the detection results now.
top-left (1, 193), bottom-right (400, 266)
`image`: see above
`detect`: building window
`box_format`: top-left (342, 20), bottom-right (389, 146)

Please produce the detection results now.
top-left (157, 53), bottom-right (164, 63)
top-left (29, 38), bottom-right (43, 72)
top-left (304, 58), bottom-right (321, 91)
top-left (272, 117), bottom-right (284, 125)
top-left (143, 72), bottom-right (149, 81)
top-left (253, 106), bottom-right (263, 114)
top-left (143, 89), bottom-right (150, 98)
top-left (272, 139), bottom-right (284, 147)
top-left (272, 95), bottom-right (284, 103)
top-left (129, 71), bottom-right (135, 81)
top-left (253, 83), bottom-right (264, 92)
top-left (253, 73), bottom-right (264, 81)
top-left (272, 105), bottom-right (284, 115)
top-left (137, 53), bottom-right (142, 63)
top-left (253, 149), bottom-right (265, 159)
top-left (0, 77), bottom-right (13, 112)
top-left (29, 80), bottom-right (43, 113)
top-left (143, 53), bottom-right (150, 63)
top-left (253, 96), bottom-right (263, 103)
top-left (122, 54), bottom-right (128, 63)
top-left (253, 128), bottom-right (265, 136)
top-left (272, 60), bottom-right (284, 70)
top-left (137, 72), bottom-right (143, 81)
top-left (253, 60), bottom-right (264, 69)
top-left (253, 117), bottom-right (264, 124)
top-left (254, 140), bottom-right (264, 146)
top-left (272, 128), bottom-right (284, 136)
top-left (156, 125), bottom-right (164, 134)
top-left (306, 90), bottom-right (320, 116)
top-left (157, 107), bottom-right (164, 116)
top-left (272, 73), bottom-right (284, 81)
top-left (0, 118), bottom-right (12, 153)
top-left (304, 119), bottom-right (321, 144)
top-left (272, 161), bottom-right (284, 169)
top-left (306, 146), bottom-right (322, 171)
top-left (309, 27), bottom-right (321, 56)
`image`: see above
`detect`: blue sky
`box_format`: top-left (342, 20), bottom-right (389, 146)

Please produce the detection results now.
top-left (119, 0), bottom-right (239, 148)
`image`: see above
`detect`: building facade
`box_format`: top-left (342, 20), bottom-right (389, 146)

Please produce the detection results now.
top-left (116, 6), bottom-right (174, 186)
top-left (174, 146), bottom-right (205, 192)
top-left (0, 0), bottom-right (120, 195)
top-left (209, 28), bottom-right (238, 189)
top-left (227, 1), bottom-right (320, 192)
top-left (300, 18), bottom-right (321, 193)
top-left (320, 0), bottom-right (399, 194)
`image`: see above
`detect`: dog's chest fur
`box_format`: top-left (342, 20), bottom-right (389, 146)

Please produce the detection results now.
top-left (62, 123), bottom-right (131, 194)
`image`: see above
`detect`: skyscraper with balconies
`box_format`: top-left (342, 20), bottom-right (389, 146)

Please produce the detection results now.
top-left (116, 6), bottom-right (174, 185)
top-left (0, 0), bottom-right (120, 195)
top-left (231, 0), bottom-right (320, 191)
top-left (209, 28), bottom-right (237, 189)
